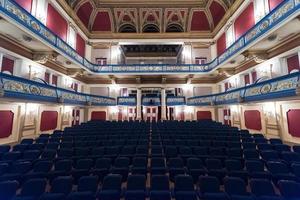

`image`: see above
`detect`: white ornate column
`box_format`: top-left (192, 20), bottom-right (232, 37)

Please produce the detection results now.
top-left (136, 88), bottom-right (142, 120)
top-left (161, 88), bottom-right (167, 120)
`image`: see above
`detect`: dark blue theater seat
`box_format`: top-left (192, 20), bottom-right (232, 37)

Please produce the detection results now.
top-left (174, 175), bottom-right (197, 200)
top-left (150, 175), bottom-right (171, 200)
top-left (97, 174), bottom-right (122, 200)
top-left (199, 176), bottom-right (228, 200)
top-left (125, 175), bottom-right (146, 200)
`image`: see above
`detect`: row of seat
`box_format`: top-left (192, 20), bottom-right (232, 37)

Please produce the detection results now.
top-left (2, 174), bottom-right (300, 200)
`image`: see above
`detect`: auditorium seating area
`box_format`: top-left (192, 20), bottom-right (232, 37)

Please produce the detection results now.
top-left (0, 121), bottom-right (300, 200)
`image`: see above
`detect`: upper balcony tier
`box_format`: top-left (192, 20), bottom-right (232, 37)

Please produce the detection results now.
top-left (0, 0), bottom-right (299, 75)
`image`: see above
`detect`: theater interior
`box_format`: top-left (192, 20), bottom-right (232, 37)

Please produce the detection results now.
top-left (0, 0), bottom-right (300, 199)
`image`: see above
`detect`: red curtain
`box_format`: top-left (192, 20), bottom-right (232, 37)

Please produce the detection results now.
top-left (269, 0), bottom-right (284, 10)
top-left (91, 111), bottom-right (106, 121)
top-left (217, 33), bottom-right (226, 56)
top-left (1, 57), bottom-right (14, 74)
top-left (14, 0), bottom-right (32, 12)
top-left (46, 4), bottom-right (68, 41)
top-left (76, 34), bottom-right (86, 57)
top-left (0, 111), bottom-right (14, 138)
top-left (40, 111), bottom-right (58, 131)
top-left (234, 2), bottom-right (255, 39)
top-left (287, 55), bottom-right (300, 73)
top-left (244, 110), bottom-right (262, 131)
top-left (287, 109), bottom-right (300, 138)
top-left (197, 111), bottom-right (212, 121)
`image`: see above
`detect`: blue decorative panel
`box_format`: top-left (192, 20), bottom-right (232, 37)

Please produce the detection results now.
top-left (0, 73), bottom-right (116, 106)
top-left (166, 96), bottom-right (186, 106)
top-left (117, 97), bottom-right (137, 106)
top-left (142, 97), bottom-right (161, 106)
top-left (187, 72), bottom-right (300, 106)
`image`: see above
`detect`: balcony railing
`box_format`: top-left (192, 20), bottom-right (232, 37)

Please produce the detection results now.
top-left (117, 97), bottom-right (137, 106)
top-left (0, 73), bottom-right (116, 106)
top-left (187, 72), bottom-right (300, 106)
top-left (167, 96), bottom-right (186, 106)
top-left (0, 0), bottom-right (299, 74)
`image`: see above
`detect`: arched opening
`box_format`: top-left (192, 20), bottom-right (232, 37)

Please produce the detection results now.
top-left (166, 23), bottom-right (184, 32)
top-left (119, 24), bottom-right (137, 33)
top-left (142, 24), bottom-right (160, 33)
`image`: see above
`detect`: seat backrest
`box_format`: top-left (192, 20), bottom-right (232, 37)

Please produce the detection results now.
top-left (199, 176), bottom-right (220, 193)
top-left (55, 159), bottom-right (72, 171)
top-left (187, 158), bottom-right (203, 169)
top-left (33, 161), bottom-right (52, 172)
top-left (168, 158), bottom-right (184, 168)
top-left (151, 158), bottom-right (166, 167)
top-left (132, 157), bottom-right (147, 167)
top-left (174, 175), bottom-right (194, 192)
top-left (269, 138), bottom-right (283, 145)
top-left (0, 145), bottom-right (10, 153)
top-left (267, 161), bottom-right (289, 174)
top-left (21, 138), bottom-right (34, 145)
top-left (12, 161), bottom-right (32, 173)
top-left (127, 175), bottom-right (146, 190)
top-left (76, 159), bottom-right (94, 169)
top-left (243, 149), bottom-right (259, 159)
top-left (293, 145), bottom-right (300, 153)
top-left (224, 177), bottom-right (247, 196)
top-left (278, 180), bottom-right (300, 198)
top-left (21, 178), bottom-right (46, 197)
top-left (0, 180), bottom-right (18, 199)
top-left (102, 174), bottom-right (122, 190)
top-left (151, 175), bottom-right (169, 191)
top-left (291, 163), bottom-right (300, 177)
top-left (250, 179), bottom-right (276, 196)
top-left (78, 176), bottom-right (98, 193)
top-left (114, 157), bottom-right (130, 168)
top-left (205, 159), bottom-right (223, 169)
top-left (41, 149), bottom-right (56, 159)
top-left (95, 158), bottom-right (111, 169)
top-left (225, 159), bottom-right (243, 171)
top-left (51, 176), bottom-right (73, 195)
top-left (245, 160), bottom-right (264, 172)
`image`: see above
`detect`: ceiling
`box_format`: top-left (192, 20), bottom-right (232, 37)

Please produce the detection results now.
top-left (64, 0), bottom-right (235, 34)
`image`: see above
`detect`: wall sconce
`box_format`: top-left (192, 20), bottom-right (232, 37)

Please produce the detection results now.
top-left (184, 106), bottom-right (194, 114)
top-left (183, 84), bottom-right (193, 92)
top-left (111, 106), bottom-right (119, 115)
top-left (263, 102), bottom-right (276, 118)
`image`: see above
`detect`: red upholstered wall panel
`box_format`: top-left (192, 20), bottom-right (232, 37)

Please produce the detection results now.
top-left (1, 57), bottom-right (14, 74)
top-left (190, 11), bottom-right (210, 31)
top-left (92, 12), bottom-right (111, 31)
top-left (244, 110), bottom-right (262, 131)
top-left (197, 111), bottom-right (212, 121)
top-left (40, 111), bottom-right (58, 131)
top-left (0, 111), bottom-right (14, 139)
top-left (287, 55), bottom-right (300, 73)
top-left (76, 2), bottom-right (93, 29)
top-left (76, 34), bottom-right (86, 57)
top-left (91, 111), bottom-right (106, 121)
top-left (209, 1), bottom-right (226, 27)
top-left (46, 4), bottom-right (68, 41)
top-left (14, 0), bottom-right (32, 12)
top-left (269, 0), bottom-right (284, 10)
top-left (234, 2), bottom-right (255, 40)
top-left (217, 33), bottom-right (226, 56)
top-left (287, 109), bottom-right (300, 137)
top-left (244, 74), bottom-right (250, 85)
top-left (252, 71), bottom-right (257, 82)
